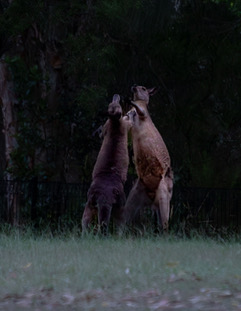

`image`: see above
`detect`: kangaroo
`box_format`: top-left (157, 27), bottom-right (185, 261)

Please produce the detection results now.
top-left (124, 85), bottom-right (173, 232)
top-left (82, 94), bottom-right (131, 235)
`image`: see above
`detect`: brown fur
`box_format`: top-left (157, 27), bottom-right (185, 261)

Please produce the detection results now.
top-left (123, 85), bottom-right (173, 232)
top-left (81, 94), bottom-right (131, 234)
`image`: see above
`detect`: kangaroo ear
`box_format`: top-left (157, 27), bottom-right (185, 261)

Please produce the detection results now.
top-left (148, 87), bottom-right (159, 96)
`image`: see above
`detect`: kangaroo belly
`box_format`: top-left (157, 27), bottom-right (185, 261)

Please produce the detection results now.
top-left (136, 153), bottom-right (164, 191)
top-left (131, 117), bottom-right (171, 194)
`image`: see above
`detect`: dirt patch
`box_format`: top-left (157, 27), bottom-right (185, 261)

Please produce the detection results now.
top-left (1, 287), bottom-right (241, 311)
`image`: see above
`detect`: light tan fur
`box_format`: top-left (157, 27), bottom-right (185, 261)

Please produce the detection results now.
top-left (124, 85), bottom-right (173, 232)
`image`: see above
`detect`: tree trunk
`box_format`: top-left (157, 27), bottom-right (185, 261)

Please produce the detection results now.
top-left (0, 60), bottom-right (19, 225)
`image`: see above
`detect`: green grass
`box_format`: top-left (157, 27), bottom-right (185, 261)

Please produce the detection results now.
top-left (1, 229), bottom-right (241, 310)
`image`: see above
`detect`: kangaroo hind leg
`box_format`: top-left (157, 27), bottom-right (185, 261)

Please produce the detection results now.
top-left (97, 199), bottom-right (112, 236)
top-left (82, 201), bottom-right (97, 234)
top-left (155, 177), bottom-right (172, 233)
top-left (123, 178), bottom-right (152, 225)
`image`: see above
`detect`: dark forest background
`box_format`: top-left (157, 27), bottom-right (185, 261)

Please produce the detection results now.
top-left (0, 0), bottom-right (241, 188)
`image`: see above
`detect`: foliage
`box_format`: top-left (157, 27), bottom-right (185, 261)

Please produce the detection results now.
top-left (161, 0), bottom-right (241, 187)
top-left (4, 56), bottom-right (49, 179)
top-left (0, 0), bottom-right (44, 35)
top-left (210, 0), bottom-right (241, 16)
top-left (0, 0), bottom-right (241, 187)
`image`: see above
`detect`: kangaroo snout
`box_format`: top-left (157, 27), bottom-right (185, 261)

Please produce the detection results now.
top-left (112, 94), bottom-right (120, 103)
top-left (108, 94), bottom-right (122, 119)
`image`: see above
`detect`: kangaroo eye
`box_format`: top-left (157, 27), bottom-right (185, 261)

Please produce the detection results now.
top-left (142, 87), bottom-right (146, 91)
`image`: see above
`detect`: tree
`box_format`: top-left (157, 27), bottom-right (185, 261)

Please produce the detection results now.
top-left (0, 0), bottom-right (240, 188)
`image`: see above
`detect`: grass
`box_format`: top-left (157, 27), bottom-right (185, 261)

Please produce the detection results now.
top-left (1, 228), bottom-right (241, 310)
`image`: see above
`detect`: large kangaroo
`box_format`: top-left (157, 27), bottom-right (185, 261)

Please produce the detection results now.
top-left (82, 94), bottom-right (130, 234)
top-left (124, 85), bottom-right (173, 232)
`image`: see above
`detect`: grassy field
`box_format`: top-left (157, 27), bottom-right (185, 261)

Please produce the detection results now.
top-left (1, 229), bottom-right (241, 310)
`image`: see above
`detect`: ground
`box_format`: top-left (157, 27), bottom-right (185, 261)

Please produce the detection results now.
top-left (1, 231), bottom-right (241, 310)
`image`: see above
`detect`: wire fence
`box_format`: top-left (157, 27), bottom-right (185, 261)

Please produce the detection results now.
top-left (0, 180), bottom-right (88, 228)
top-left (171, 187), bottom-right (241, 233)
top-left (0, 180), bottom-right (241, 232)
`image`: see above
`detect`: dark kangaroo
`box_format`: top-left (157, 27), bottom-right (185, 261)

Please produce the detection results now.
top-left (82, 94), bottom-right (131, 234)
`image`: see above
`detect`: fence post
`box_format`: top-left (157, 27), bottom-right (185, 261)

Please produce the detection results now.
top-left (6, 180), bottom-right (20, 226)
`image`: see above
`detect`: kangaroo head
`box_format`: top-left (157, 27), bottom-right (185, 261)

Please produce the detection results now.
top-left (108, 94), bottom-right (122, 120)
top-left (130, 85), bottom-right (158, 118)
top-left (131, 85), bottom-right (158, 103)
